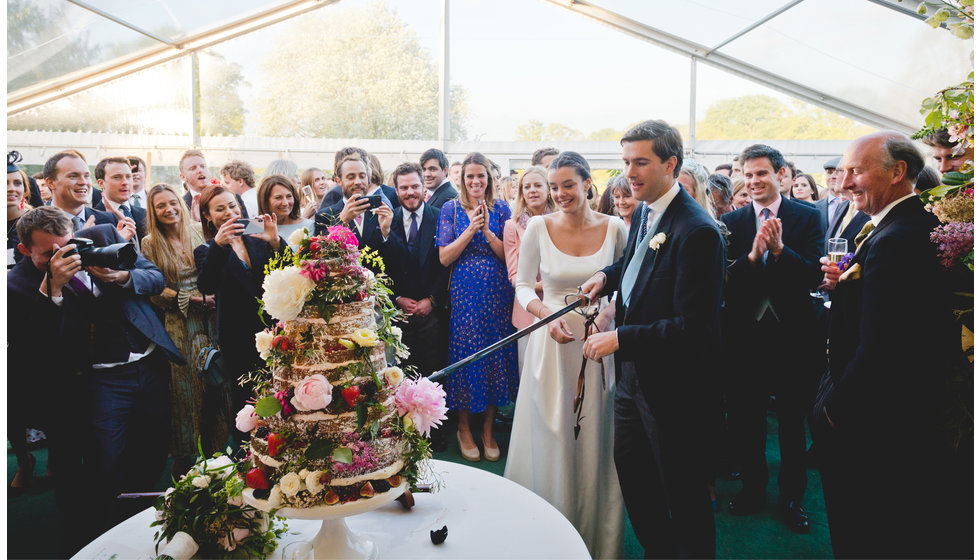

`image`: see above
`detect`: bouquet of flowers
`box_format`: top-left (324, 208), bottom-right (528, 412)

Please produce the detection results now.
top-left (151, 453), bottom-right (287, 559)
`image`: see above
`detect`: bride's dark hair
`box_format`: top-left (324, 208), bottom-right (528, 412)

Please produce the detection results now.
top-left (549, 151), bottom-right (595, 199)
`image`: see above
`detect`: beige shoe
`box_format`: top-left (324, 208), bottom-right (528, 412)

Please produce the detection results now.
top-left (458, 432), bottom-right (481, 462)
top-left (482, 437), bottom-right (500, 462)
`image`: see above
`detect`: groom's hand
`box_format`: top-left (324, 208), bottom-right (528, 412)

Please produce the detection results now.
top-left (580, 272), bottom-right (606, 302)
top-left (583, 330), bottom-right (618, 361)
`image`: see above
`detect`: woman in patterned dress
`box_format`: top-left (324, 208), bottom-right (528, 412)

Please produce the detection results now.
top-left (141, 184), bottom-right (230, 470)
top-left (437, 152), bottom-right (518, 462)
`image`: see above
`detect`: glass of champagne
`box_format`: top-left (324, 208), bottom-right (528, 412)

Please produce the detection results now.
top-left (827, 237), bottom-right (848, 266)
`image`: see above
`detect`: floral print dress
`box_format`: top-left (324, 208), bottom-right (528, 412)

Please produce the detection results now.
top-left (436, 199), bottom-right (519, 413)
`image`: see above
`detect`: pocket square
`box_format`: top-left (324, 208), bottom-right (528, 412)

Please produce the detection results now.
top-left (839, 263), bottom-right (862, 282)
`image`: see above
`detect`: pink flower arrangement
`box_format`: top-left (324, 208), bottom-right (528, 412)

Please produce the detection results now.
top-left (930, 221), bottom-right (974, 269)
top-left (394, 378), bottom-right (448, 438)
top-left (290, 374), bottom-right (333, 411)
top-left (326, 225), bottom-right (358, 248)
top-left (300, 260), bottom-right (328, 283)
top-left (274, 390), bottom-right (294, 417)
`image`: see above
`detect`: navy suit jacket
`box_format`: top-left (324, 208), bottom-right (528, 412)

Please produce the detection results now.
top-left (720, 196), bottom-right (824, 330)
top-left (824, 196), bottom-right (958, 433)
top-left (10, 224), bottom-right (183, 367)
top-left (313, 200), bottom-right (385, 250)
top-left (319, 186), bottom-right (397, 210)
top-left (815, 196), bottom-right (848, 243)
top-left (387, 203), bottom-right (449, 306)
top-left (599, 188), bottom-right (725, 413)
top-left (95, 200), bottom-right (147, 242)
top-left (426, 180), bottom-right (458, 211)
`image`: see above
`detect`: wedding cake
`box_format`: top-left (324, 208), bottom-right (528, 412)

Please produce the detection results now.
top-left (236, 226), bottom-right (446, 509)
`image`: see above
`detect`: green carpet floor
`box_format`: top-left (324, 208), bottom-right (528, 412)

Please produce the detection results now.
top-left (7, 412), bottom-right (831, 558)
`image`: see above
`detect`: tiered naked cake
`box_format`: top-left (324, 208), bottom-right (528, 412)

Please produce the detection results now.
top-left (236, 225), bottom-right (446, 509)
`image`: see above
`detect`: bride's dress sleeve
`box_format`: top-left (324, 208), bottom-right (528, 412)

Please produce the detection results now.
top-left (515, 216), bottom-right (543, 312)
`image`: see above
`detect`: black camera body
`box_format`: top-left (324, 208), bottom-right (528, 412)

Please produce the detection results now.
top-left (64, 237), bottom-right (138, 269)
top-left (358, 194), bottom-right (384, 209)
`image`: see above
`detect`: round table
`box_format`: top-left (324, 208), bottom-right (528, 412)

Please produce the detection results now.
top-left (72, 459), bottom-right (590, 559)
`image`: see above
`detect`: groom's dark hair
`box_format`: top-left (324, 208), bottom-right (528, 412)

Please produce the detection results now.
top-left (621, 120), bottom-right (684, 178)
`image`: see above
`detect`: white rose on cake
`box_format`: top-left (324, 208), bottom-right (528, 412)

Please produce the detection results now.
top-left (268, 485), bottom-right (282, 507)
top-left (279, 472), bottom-right (303, 497)
top-left (383, 366), bottom-right (405, 387)
top-left (262, 266), bottom-right (315, 322)
top-left (204, 455), bottom-right (235, 479)
top-left (255, 331), bottom-right (275, 360)
top-left (191, 475), bottom-right (210, 488)
top-left (306, 470), bottom-right (326, 495)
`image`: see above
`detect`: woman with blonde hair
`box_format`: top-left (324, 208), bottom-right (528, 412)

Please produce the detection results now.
top-left (300, 167), bottom-right (329, 208)
top-left (141, 183), bottom-right (228, 470)
top-left (437, 152), bottom-right (518, 462)
top-left (503, 165), bottom-right (554, 372)
top-left (731, 176), bottom-right (751, 209)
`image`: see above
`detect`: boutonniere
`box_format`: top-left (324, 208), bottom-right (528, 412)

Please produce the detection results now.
top-left (649, 232), bottom-right (667, 251)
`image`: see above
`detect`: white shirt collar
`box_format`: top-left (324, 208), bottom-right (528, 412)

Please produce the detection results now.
top-left (56, 204), bottom-right (85, 219)
top-left (645, 183), bottom-right (681, 223)
top-left (870, 193), bottom-right (915, 227)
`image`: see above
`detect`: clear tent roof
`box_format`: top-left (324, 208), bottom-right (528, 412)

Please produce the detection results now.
top-left (6, 0), bottom-right (974, 140)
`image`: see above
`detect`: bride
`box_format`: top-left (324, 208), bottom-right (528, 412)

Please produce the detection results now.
top-left (504, 151), bottom-right (626, 559)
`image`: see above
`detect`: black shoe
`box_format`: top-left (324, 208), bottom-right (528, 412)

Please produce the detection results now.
top-left (728, 492), bottom-right (765, 516)
top-left (780, 500), bottom-right (810, 533)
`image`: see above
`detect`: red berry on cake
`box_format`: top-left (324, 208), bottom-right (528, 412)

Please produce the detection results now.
top-left (267, 433), bottom-right (286, 457)
top-left (245, 468), bottom-right (269, 490)
top-left (342, 386), bottom-right (361, 408)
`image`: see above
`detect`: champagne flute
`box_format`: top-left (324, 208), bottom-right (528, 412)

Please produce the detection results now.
top-left (826, 237), bottom-right (848, 266)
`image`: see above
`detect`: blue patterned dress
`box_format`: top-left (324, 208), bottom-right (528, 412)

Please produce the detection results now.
top-left (436, 199), bottom-right (519, 413)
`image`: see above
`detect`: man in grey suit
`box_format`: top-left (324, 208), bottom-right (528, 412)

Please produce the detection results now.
top-left (814, 156), bottom-right (847, 243)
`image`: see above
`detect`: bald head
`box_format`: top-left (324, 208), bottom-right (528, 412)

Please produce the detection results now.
top-left (840, 132), bottom-right (923, 216)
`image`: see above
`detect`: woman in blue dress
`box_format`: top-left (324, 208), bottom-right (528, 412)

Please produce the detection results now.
top-left (437, 152), bottom-right (518, 462)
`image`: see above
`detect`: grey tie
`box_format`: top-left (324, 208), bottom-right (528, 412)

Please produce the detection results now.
top-left (72, 215), bottom-right (84, 232)
top-left (622, 221), bottom-right (660, 307)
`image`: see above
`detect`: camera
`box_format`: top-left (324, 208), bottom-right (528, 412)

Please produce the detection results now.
top-left (63, 237), bottom-right (138, 269)
top-left (358, 194), bottom-right (384, 209)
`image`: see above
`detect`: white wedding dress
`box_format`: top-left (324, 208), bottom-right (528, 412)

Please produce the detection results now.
top-left (504, 215), bottom-right (627, 559)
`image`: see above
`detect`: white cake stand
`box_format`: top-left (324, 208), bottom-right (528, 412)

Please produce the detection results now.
top-left (244, 480), bottom-right (408, 559)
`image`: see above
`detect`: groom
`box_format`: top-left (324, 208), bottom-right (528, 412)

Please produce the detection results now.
top-left (583, 120), bottom-right (725, 558)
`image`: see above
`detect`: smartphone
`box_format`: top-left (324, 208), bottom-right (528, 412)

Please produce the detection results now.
top-left (358, 194), bottom-right (384, 209)
top-left (234, 217), bottom-right (263, 235)
top-left (302, 184), bottom-right (315, 202)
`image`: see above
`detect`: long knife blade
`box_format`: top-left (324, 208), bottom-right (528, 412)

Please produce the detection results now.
top-left (428, 294), bottom-right (588, 384)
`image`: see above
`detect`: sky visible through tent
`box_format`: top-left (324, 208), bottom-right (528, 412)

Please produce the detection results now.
top-left (7, 0), bottom-right (974, 140)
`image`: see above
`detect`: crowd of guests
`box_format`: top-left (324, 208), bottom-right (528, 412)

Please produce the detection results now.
top-left (6, 125), bottom-right (971, 558)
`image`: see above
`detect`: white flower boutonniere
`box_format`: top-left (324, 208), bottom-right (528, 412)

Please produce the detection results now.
top-left (649, 232), bottom-right (667, 251)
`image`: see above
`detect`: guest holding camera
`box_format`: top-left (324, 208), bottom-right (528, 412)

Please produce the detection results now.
top-left (141, 184), bottom-right (230, 469)
top-left (10, 205), bottom-right (184, 547)
top-left (195, 185), bottom-right (283, 416)
top-left (315, 156), bottom-right (393, 252)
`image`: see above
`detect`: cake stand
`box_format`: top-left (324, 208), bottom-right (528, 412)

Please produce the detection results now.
top-left (244, 480), bottom-right (408, 559)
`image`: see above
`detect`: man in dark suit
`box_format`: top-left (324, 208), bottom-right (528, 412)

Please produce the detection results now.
top-left (44, 152), bottom-right (137, 239)
top-left (582, 120), bottom-right (725, 558)
top-left (314, 156), bottom-right (393, 254)
top-left (814, 156), bottom-right (847, 242)
top-left (816, 132), bottom-right (970, 558)
top-left (94, 156), bottom-right (148, 243)
top-left (420, 148), bottom-right (458, 210)
top-left (826, 193), bottom-right (871, 253)
top-left (385, 162), bottom-right (450, 377)
top-left (10, 206), bottom-right (184, 545)
top-left (720, 144), bottom-right (823, 533)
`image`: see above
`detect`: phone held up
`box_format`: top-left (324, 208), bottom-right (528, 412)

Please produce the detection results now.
top-left (358, 194), bottom-right (384, 209)
top-left (234, 217), bottom-right (263, 236)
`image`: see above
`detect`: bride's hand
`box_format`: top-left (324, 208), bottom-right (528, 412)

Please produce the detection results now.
top-left (548, 318), bottom-right (575, 344)
top-left (585, 302), bottom-right (617, 338)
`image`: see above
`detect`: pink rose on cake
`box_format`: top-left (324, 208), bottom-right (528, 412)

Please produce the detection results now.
top-left (291, 374), bottom-right (333, 411)
top-left (326, 225), bottom-right (358, 248)
top-left (235, 404), bottom-right (258, 432)
top-left (394, 378), bottom-right (448, 438)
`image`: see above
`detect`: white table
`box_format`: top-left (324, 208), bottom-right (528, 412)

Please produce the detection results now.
top-left (73, 460), bottom-right (590, 559)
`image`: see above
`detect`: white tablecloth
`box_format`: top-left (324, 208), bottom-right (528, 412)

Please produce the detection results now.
top-left (72, 459), bottom-right (590, 559)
